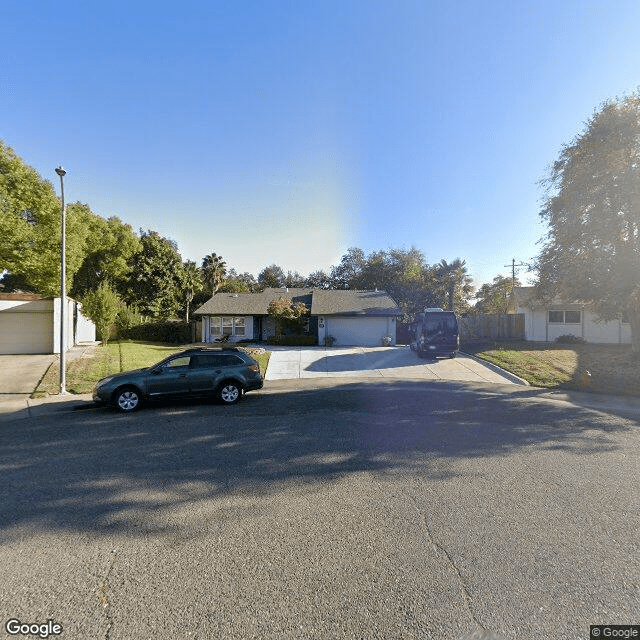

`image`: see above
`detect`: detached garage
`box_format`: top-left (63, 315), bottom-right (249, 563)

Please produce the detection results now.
top-left (0, 293), bottom-right (95, 354)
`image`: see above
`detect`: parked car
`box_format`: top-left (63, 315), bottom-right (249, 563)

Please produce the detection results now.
top-left (92, 347), bottom-right (263, 412)
top-left (409, 308), bottom-right (459, 358)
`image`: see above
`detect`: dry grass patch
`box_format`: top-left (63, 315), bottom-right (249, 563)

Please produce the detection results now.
top-left (463, 340), bottom-right (640, 396)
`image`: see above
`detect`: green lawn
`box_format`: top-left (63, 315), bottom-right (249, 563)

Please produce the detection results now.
top-left (33, 341), bottom-right (271, 397)
top-left (463, 339), bottom-right (640, 396)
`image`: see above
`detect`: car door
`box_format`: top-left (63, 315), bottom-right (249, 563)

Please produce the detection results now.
top-left (188, 353), bottom-right (244, 394)
top-left (145, 354), bottom-right (193, 397)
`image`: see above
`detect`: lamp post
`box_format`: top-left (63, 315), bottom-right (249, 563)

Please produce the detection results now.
top-left (55, 166), bottom-right (67, 395)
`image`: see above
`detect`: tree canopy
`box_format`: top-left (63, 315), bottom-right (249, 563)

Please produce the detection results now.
top-left (534, 93), bottom-right (640, 350)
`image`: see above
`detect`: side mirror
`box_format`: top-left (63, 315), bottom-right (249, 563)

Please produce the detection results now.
top-left (151, 367), bottom-right (163, 375)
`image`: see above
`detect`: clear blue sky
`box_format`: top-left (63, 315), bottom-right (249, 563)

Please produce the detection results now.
top-left (3, 1), bottom-right (640, 288)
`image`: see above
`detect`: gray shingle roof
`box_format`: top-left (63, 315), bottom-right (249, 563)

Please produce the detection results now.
top-left (310, 289), bottom-right (401, 316)
top-left (194, 288), bottom-right (401, 317)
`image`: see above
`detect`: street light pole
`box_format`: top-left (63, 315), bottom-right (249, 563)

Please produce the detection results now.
top-left (55, 166), bottom-right (67, 395)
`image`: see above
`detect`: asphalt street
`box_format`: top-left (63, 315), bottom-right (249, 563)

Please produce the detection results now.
top-left (1, 378), bottom-right (638, 639)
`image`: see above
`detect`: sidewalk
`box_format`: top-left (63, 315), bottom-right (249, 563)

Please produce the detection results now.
top-left (0, 342), bottom-right (99, 421)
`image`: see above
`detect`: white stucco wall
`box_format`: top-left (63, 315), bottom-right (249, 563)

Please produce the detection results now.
top-left (519, 306), bottom-right (631, 344)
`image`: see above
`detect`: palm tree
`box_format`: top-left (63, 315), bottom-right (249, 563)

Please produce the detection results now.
top-left (201, 253), bottom-right (227, 295)
top-left (182, 261), bottom-right (203, 322)
top-left (434, 258), bottom-right (474, 312)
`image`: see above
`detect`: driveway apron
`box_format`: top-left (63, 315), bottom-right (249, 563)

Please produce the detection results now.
top-left (265, 346), bottom-right (519, 383)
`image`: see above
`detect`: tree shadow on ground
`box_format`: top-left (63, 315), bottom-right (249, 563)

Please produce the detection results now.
top-left (0, 379), bottom-right (636, 540)
top-left (303, 347), bottom-right (446, 372)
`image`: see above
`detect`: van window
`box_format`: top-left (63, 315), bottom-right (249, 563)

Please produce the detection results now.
top-left (423, 313), bottom-right (458, 336)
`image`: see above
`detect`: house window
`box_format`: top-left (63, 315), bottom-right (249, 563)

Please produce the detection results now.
top-left (209, 317), bottom-right (246, 337)
top-left (548, 310), bottom-right (581, 324)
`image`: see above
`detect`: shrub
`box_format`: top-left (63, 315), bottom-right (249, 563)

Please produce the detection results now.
top-left (119, 320), bottom-right (192, 344)
top-left (324, 335), bottom-right (336, 347)
top-left (266, 335), bottom-right (318, 346)
top-left (555, 334), bottom-right (586, 344)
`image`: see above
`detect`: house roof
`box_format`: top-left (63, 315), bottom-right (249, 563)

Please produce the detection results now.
top-left (310, 289), bottom-right (402, 316)
top-left (194, 288), bottom-right (402, 317)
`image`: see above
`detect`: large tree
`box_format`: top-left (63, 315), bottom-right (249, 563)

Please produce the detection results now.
top-left (257, 264), bottom-right (286, 289)
top-left (125, 231), bottom-right (186, 318)
top-left (201, 252), bottom-right (227, 295)
top-left (474, 275), bottom-right (521, 314)
top-left (535, 94), bottom-right (640, 351)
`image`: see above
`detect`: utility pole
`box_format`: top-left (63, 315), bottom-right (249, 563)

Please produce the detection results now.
top-left (504, 258), bottom-right (526, 288)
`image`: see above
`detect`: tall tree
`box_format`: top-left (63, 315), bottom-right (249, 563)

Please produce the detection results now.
top-left (534, 93), bottom-right (640, 351)
top-left (432, 258), bottom-right (474, 313)
top-left (218, 268), bottom-right (257, 293)
top-left (0, 141), bottom-right (62, 295)
top-left (201, 252), bottom-right (227, 295)
top-left (474, 275), bottom-right (521, 314)
top-left (258, 264), bottom-right (286, 289)
top-left (329, 247), bottom-right (366, 289)
top-left (125, 231), bottom-right (186, 318)
top-left (71, 215), bottom-right (141, 298)
top-left (181, 260), bottom-right (203, 322)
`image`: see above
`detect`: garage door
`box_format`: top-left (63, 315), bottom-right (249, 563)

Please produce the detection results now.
top-left (326, 317), bottom-right (390, 346)
top-left (0, 312), bottom-right (53, 354)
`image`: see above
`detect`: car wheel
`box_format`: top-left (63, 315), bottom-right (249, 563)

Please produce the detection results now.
top-left (114, 387), bottom-right (141, 412)
top-left (218, 382), bottom-right (241, 405)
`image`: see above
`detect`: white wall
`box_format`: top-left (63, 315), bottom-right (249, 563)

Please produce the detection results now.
top-left (519, 306), bottom-right (631, 344)
top-left (76, 304), bottom-right (96, 342)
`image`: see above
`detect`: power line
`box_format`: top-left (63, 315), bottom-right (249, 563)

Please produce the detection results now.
top-left (503, 258), bottom-right (526, 287)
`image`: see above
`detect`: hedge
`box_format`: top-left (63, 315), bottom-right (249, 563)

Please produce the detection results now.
top-left (118, 321), bottom-right (192, 344)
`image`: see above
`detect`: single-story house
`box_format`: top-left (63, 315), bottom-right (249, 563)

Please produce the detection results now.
top-left (194, 288), bottom-right (402, 347)
top-left (513, 286), bottom-right (631, 344)
top-left (0, 293), bottom-right (96, 354)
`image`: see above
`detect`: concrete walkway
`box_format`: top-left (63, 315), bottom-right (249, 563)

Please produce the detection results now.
top-left (0, 342), bottom-right (99, 417)
top-left (265, 345), bottom-right (525, 384)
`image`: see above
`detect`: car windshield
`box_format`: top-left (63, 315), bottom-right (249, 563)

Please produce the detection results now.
top-left (423, 314), bottom-right (457, 336)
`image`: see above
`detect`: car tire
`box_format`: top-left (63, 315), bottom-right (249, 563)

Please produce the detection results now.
top-left (114, 386), bottom-right (141, 413)
top-left (218, 381), bottom-right (242, 405)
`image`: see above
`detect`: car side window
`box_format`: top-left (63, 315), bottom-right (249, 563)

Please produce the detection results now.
top-left (166, 356), bottom-right (191, 368)
top-left (192, 354), bottom-right (244, 368)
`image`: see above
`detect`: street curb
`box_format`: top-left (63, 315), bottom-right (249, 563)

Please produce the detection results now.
top-left (459, 351), bottom-right (530, 386)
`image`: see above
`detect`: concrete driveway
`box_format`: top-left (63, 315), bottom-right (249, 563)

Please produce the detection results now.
top-left (265, 346), bottom-right (525, 384)
top-left (0, 354), bottom-right (56, 398)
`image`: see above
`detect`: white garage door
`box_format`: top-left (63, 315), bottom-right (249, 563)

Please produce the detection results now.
top-left (0, 312), bottom-right (53, 354)
top-left (326, 317), bottom-right (390, 346)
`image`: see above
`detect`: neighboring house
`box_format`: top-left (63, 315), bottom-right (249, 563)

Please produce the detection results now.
top-left (194, 288), bottom-right (402, 347)
top-left (513, 286), bottom-right (631, 344)
top-left (0, 293), bottom-right (96, 355)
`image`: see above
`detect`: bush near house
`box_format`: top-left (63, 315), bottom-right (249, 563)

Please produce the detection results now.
top-left (118, 320), bottom-right (192, 344)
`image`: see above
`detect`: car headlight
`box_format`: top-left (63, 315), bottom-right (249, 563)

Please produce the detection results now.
top-left (96, 376), bottom-right (116, 388)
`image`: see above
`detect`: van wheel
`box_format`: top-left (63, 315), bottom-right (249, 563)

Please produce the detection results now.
top-left (114, 387), bottom-right (140, 412)
top-left (218, 382), bottom-right (241, 405)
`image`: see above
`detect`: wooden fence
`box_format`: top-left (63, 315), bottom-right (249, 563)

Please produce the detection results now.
top-left (458, 313), bottom-right (524, 341)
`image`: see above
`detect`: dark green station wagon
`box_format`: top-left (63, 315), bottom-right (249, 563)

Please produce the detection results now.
top-left (93, 347), bottom-right (264, 412)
